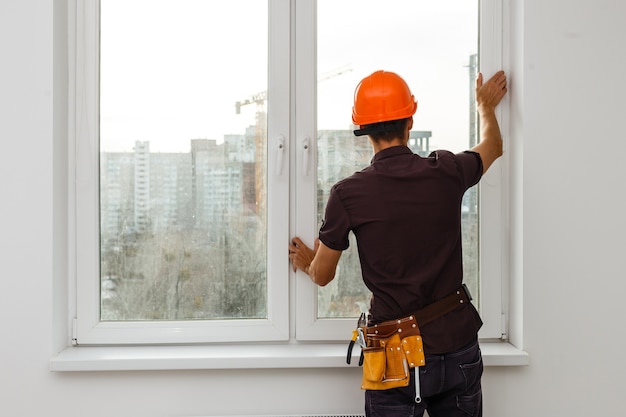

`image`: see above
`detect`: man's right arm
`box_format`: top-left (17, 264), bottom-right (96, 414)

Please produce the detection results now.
top-left (289, 237), bottom-right (342, 287)
top-left (472, 70), bottom-right (508, 173)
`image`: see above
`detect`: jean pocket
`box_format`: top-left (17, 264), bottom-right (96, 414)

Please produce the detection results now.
top-left (457, 354), bottom-right (483, 416)
top-left (459, 351), bottom-right (483, 390)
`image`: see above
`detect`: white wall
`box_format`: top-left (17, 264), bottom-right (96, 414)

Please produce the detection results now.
top-left (1, 0), bottom-right (625, 415)
top-left (486, 0), bottom-right (626, 415)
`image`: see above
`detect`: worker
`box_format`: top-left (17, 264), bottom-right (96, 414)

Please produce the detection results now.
top-left (289, 69), bottom-right (507, 416)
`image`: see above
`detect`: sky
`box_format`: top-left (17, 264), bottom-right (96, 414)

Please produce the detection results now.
top-left (100, 0), bottom-right (478, 153)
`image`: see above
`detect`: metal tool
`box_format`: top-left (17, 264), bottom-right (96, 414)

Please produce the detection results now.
top-left (347, 312), bottom-right (367, 365)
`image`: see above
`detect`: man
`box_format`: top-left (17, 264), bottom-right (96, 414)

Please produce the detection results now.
top-left (289, 69), bottom-right (507, 417)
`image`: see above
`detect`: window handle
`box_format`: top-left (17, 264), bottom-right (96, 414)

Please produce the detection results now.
top-left (276, 136), bottom-right (285, 176)
top-left (302, 137), bottom-right (310, 176)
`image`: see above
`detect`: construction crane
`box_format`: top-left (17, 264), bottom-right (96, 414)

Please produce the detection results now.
top-left (235, 91), bottom-right (267, 115)
top-left (234, 64), bottom-right (352, 114)
top-left (318, 64), bottom-right (353, 83)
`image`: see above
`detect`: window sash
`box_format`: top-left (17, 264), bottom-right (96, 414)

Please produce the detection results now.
top-left (72, 0), bottom-right (291, 345)
top-left (293, 0), bottom-right (507, 341)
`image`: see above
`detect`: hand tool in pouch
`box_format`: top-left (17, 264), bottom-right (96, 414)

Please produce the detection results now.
top-left (346, 312), bottom-right (366, 365)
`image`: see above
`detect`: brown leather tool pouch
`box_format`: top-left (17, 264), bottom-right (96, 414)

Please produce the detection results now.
top-left (360, 315), bottom-right (425, 390)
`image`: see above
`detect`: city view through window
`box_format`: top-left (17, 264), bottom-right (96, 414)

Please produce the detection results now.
top-left (99, 0), bottom-right (479, 322)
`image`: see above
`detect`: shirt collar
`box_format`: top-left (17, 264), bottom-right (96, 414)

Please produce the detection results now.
top-left (371, 145), bottom-right (413, 163)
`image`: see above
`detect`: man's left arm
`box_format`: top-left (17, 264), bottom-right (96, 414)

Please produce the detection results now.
top-left (289, 237), bottom-right (342, 287)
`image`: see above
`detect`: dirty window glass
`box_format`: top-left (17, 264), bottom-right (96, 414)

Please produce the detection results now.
top-left (99, 0), bottom-right (269, 321)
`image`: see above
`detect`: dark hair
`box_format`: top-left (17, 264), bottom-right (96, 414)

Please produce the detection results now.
top-left (353, 118), bottom-right (410, 142)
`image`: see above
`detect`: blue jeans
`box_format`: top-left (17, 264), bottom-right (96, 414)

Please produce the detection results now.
top-left (365, 339), bottom-right (483, 417)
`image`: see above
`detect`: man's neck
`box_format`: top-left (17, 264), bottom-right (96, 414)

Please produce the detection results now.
top-left (371, 138), bottom-right (407, 154)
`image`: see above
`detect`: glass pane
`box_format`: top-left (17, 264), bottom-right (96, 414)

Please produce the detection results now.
top-left (317, 0), bottom-right (479, 318)
top-left (99, 0), bottom-right (269, 321)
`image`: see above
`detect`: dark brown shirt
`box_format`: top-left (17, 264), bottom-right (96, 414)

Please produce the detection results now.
top-left (319, 145), bottom-right (483, 354)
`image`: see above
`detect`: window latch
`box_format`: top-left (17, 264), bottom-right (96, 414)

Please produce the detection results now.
top-left (302, 137), bottom-right (310, 176)
top-left (276, 136), bottom-right (285, 176)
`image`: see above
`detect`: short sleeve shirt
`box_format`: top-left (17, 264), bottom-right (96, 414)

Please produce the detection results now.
top-left (319, 145), bottom-right (484, 354)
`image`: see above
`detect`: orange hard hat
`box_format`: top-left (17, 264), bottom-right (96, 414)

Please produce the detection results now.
top-left (351, 70), bottom-right (417, 125)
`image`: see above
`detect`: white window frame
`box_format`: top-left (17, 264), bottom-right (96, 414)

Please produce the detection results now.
top-left (293, 0), bottom-right (508, 341)
top-left (69, 0), bottom-right (508, 346)
top-left (476, 0), bottom-right (509, 341)
top-left (71, 0), bottom-right (291, 345)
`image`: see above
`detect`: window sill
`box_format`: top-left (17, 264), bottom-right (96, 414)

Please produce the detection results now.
top-left (49, 341), bottom-right (528, 372)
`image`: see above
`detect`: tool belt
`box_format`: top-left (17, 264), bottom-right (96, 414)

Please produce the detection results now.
top-left (350, 285), bottom-right (472, 392)
top-left (361, 315), bottom-right (423, 390)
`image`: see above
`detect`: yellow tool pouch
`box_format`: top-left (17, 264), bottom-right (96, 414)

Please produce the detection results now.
top-left (360, 315), bottom-right (425, 391)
